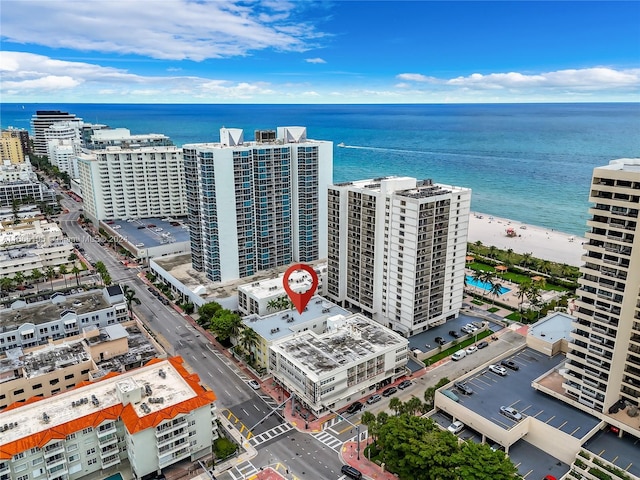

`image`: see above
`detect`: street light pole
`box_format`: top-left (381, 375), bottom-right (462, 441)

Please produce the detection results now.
top-left (324, 405), bottom-right (361, 460)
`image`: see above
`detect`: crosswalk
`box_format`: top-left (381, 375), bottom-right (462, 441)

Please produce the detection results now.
top-left (248, 423), bottom-right (294, 447)
top-left (312, 431), bottom-right (343, 453)
top-left (226, 460), bottom-right (258, 480)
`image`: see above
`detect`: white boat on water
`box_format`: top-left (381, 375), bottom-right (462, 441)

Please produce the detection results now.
top-left (337, 142), bottom-right (345, 147)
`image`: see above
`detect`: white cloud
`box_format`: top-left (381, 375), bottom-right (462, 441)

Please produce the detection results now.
top-left (396, 73), bottom-right (435, 82)
top-left (305, 58), bottom-right (326, 64)
top-left (0, 0), bottom-right (321, 61)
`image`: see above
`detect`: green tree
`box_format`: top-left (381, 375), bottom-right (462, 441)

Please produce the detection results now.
top-left (210, 311), bottom-right (243, 342)
top-left (30, 268), bottom-right (43, 293)
top-left (102, 273), bottom-right (112, 286)
top-left (238, 327), bottom-right (259, 355)
top-left (0, 277), bottom-right (13, 298)
top-left (59, 264), bottom-right (68, 289)
top-left (197, 302), bottom-right (223, 327)
top-left (452, 441), bottom-right (519, 479)
top-left (266, 298), bottom-right (279, 312)
top-left (122, 285), bottom-right (141, 318)
top-left (12, 271), bottom-right (25, 292)
top-left (71, 265), bottom-right (81, 286)
top-left (45, 266), bottom-right (56, 290)
top-left (520, 252), bottom-right (533, 268)
top-left (389, 397), bottom-right (402, 416)
top-left (516, 282), bottom-right (530, 312)
top-left (68, 252), bottom-right (78, 263)
top-left (489, 281), bottom-right (504, 305)
top-left (404, 396), bottom-right (424, 416)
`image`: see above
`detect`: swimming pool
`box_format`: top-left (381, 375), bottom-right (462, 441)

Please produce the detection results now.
top-left (103, 474), bottom-right (123, 480)
top-left (466, 276), bottom-right (511, 295)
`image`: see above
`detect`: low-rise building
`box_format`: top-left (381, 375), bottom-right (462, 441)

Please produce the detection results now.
top-left (0, 220), bottom-right (74, 280)
top-left (0, 322), bottom-right (164, 409)
top-left (242, 295), bottom-right (350, 370)
top-left (0, 286), bottom-right (128, 354)
top-left (269, 313), bottom-right (409, 416)
top-left (0, 356), bottom-right (218, 479)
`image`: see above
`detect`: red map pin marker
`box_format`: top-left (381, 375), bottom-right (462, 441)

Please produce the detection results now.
top-left (283, 263), bottom-right (318, 314)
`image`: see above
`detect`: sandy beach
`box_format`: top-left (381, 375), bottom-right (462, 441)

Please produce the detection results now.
top-left (467, 212), bottom-right (586, 267)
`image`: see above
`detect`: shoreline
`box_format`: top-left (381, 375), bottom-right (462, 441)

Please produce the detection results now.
top-left (467, 212), bottom-right (586, 267)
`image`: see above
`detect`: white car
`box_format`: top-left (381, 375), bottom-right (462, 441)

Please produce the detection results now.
top-left (447, 420), bottom-right (465, 434)
top-left (488, 364), bottom-right (508, 376)
top-left (466, 345), bottom-right (478, 355)
top-left (500, 406), bottom-right (522, 421)
top-left (247, 380), bottom-right (260, 390)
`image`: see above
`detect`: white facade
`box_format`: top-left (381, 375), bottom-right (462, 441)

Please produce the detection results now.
top-left (77, 145), bottom-right (187, 223)
top-left (269, 313), bottom-right (409, 415)
top-left (0, 161), bottom-right (36, 183)
top-left (48, 140), bottom-right (80, 178)
top-left (563, 158), bottom-right (640, 418)
top-left (0, 220), bottom-right (74, 281)
top-left (0, 357), bottom-right (217, 480)
top-left (88, 128), bottom-right (172, 149)
top-left (184, 127), bottom-right (333, 283)
top-left (327, 176), bottom-right (471, 336)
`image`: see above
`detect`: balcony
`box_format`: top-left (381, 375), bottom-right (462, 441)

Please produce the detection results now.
top-left (157, 428), bottom-right (189, 448)
top-left (101, 454), bottom-right (121, 469)
top-left (44, 443), bottom-right (65, 457)
top-left (100, 445), bottom-right (119, 459)
top-left (158, 446), bottom-right (191, 469)
top-left (98, 434), bottom-right (118, 448)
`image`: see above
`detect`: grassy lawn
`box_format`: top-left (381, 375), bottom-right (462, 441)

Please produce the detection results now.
top-left (487, 307), bottom-right (500, 313)
top-left (467, 261), bottom-right (571, 293)
top-left (471, 299), bottom-right (484, 305)
top-left (424, 329), bottom-right (493, 365)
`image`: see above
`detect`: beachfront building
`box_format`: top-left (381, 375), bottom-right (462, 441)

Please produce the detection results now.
top-left (0, 357), bottom-right (218, 480)
top-left (327, 176), bottom-right (471, 337)
top-left (77, 143), bottom-right (187, 224)
top-left (0, 322), bottom-right (162, 410)
top-left (562, 158), bottom-right (640, 418)
top-left (31, 110), bottom-right (82, 156)
top-left (0, 220), bottom-right (74, 280)
top-left (269, 313), bottom-right (408, 416)
top-left (241, 294), bottom-right (350, 370)
top-left (86, 128), bottom-right (173, 150)
top-left (184, 127), bottom-right (333, 283)
top-left (0, 286), bottom-right (128, 354)
top-left (1, 128), bottom-right (30, 161)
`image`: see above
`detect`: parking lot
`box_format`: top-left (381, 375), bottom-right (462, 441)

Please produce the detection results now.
top-left (583, 429), bottom-right (640, 477)
top-left (451, 348), bottom-right (599, 435)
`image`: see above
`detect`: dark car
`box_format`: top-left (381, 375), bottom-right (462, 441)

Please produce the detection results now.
top-left (454, 381), bottom-right (473, 395)
top-left (501, 359), bottom-right (520, 371)
top-left (341, 465), bottom-right (362, 480)
top-left (147, 287), bottom-right (155, 293)
top-left (449, 330), bottom-right (460, 338)
top-left (397, 380), bottom-right (412, 390)
top-left (477, 340), bottom-right (489, 349)
top-left (345, 401), bottom-right (363, 414)
top-left (435, 336), bottom-right (447, 345)
top-left (382, 386), bottom-right (397, 397)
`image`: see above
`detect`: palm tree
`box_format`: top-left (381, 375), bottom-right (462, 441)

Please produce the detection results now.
top-left (12, 271), bottom-right (25, 293)
top-left (68, 252), bottom-right (78, 263)
top-left (0, 277), bottom-right (13, 299)
top-left (122, 285), bottom-right (141, 318)
top-left (520, 252), bottom-right (533, 269)
top-left (228, 315), bottom-right (243, 341)
top-left (405, 396), bottom-right (423, 416)
top-left (472, 269), bottom-right (484, 294)
top-left (389, 397), bottom-right (402, 416)
top-left (239, 327), bottom-right (259, 356)
top-left (488, 245), bottom-right (497, 259)
top-left (516, 282), bottom-right (530, 312)
top-left (71, 265), bottom-right (81, 286)
top-left (45, 266), bottom-right (56, 290)
top-left (59, 265), bottom-right (68, 289)
top-left (30, 268), bottom-right (43, 293)
top-left (489, 282), bottom-right (504, 305)
top-left (267, 298), bottom-right (279, 312)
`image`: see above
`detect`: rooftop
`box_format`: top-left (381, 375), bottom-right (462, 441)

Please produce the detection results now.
top-left (0, 340), bottom-right (89, 381)
top-left (528, 311), bottom-right (575, 343)
top-left (239, 264), bottom-right (327, 300)
top-left (0, 289), bottom-right (117, 330)
top-left (271, 314), bottom-right (407, 378)
top-left (243, 295), bottom-right (350, 341)
top-left (0, 357), bottom-right (211, 450)
top-left (105, 217), bottom-right (190, 250)
top-left (602, 158), bottom-right (640, 173)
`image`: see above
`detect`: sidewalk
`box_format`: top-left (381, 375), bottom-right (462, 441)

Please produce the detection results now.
top-left (340, 439), bottom-right (398, 480)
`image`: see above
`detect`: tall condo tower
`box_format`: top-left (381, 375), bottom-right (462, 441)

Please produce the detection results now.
top-left (563, 158), bottom-right (640, 416)
top-left (184, 127), bottom-right (332, 283)
top-left (30, 110), bottom-right (82, 156)
top-left (327, 176), bottom-right (471, 336)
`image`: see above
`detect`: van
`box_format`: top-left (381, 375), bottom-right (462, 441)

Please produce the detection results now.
top-left (451, 349), bottom-right (467, 361)
top-left (341, 465), bottom-right (362, 480)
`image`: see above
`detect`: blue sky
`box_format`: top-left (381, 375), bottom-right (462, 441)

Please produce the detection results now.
top-left (1, 1), bottom-right (639, 103)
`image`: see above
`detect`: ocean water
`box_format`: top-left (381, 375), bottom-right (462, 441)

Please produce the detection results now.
top-left (2, 103), bottom-right (639, 236)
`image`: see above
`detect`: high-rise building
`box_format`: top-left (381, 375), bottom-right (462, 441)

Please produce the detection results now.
top-left (563, 158), bottom-right (640, 414)
top-left (184, 127), bottom-right (332, 283)
top-left (77, 143), bottom-right (187, 223)
top-left (0, 130), bottom-right (26, 164)
top-left (87, 128), bottom-right (173, 150)
top-left (327, 176), bottom-right (471, 336)
top-left (1, 128), bottom-right (30, 159)
top-left (30, 110), bottom-right (82, 156)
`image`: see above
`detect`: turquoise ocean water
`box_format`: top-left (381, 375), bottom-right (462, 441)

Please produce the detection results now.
top-left (2, 103), bottom-right (639, 236)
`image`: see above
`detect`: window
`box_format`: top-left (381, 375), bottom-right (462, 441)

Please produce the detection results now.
top-left (68, 454), bottom-right (80, 463)
top-left (32, 457), bottom-right (43, 466)
top-left (13, 452), bottom-right (25, 460)
top-left (82, 427), bottom-right (93, 434)
top-left (32, 384), bottom-right (42, 390)
top-left (14, 388), bottom-right (24, 395)
top-left (49, 378), bottom-right (59, 385)
top-left (17, 475), bottom-right (29, 480)
top-left (67, 443), bottom-right (78, 452)
top-left (86, 447), bottom-right (96, 456)
top-left (64, 374), bottom-right (74, 380)
top-left (87, 458), bottom-right (97, 465)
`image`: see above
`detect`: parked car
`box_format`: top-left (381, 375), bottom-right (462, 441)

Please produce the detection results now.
top-left (500, 406), bottom-right (522, 421)
top-left (147, 287), bottom-right (155, 293)
top-left (476, 340), bottom-right (489, 349)
top-left (346, 401), bottom-right (363, 414)
top-left (465, 323), bottom-right (478, 332)
top-left (489, 364), bottom-right (508, 376)
top-left (454, 381), bottom-right (473, 395)
top-left (441, 389), bottom-right (460, 402)
top-left (449, 330), bottom-right (460, 338)
top-left (382, 386), bottom-right (397, 397)
top-left (447, 420), bottom-right (465, 434)
top-left (461, 325), bottom-right (474, 334)
top-left (435, 336), bottom-right (447, 345)
top-left (501, 359), bottom-right (520, 371)
top-left (451, 350), bottom-right (466, 361)
top-left (247, 380), bottom-right (260, 390)
top-left (465, 345), bottom-right (478, 355)
top-left (397, 380), bottom-right (412, 390)
top-left (367, 394), bottom-right (382, 404)
top-left (341, 465), bottom-right (363, 480)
